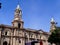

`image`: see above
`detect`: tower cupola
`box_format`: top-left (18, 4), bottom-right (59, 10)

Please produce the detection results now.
top-left (50, 18), bottom-right (56, 32)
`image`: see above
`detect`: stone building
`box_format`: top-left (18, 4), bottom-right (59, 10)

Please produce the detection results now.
top-left (0, 4), bottom-right (53, 45)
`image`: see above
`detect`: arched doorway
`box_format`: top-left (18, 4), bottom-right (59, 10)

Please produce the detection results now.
top-left (3, 41), bottom-right (7, 45)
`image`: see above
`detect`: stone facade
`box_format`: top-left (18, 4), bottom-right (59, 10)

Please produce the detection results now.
top-left (0, 4), bottom-right (50, 45)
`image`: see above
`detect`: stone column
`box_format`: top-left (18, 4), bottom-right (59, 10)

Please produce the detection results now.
top-left (14, 29), bottom-right (16, 36)
top-left (28, 33), bottom-right (29, 42)
top-left (13, 38), bottom-right (16, 45)
top-left (10, 36), bottom-right (13, 45)
top-left (1, 38), bottom-right (3, 45)
top-left (13, 29), bottom-right (16, 45)
top-left (10, 30), bottom-right (13, 45)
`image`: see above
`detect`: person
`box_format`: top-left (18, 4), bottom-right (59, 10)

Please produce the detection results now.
top-left (40, 40), bottom-right (43, 45)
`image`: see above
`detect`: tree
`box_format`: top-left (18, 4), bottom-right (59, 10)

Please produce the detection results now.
top-left (48, 27), bottom-right (60, 45)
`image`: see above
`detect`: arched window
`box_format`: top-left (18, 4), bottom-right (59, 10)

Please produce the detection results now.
top-left (3, 41), bottom-right (7, 45)
top-left (31, 33), bottom-right (33, 38)
top-left (19, 40), bottom-right (21, 43)
top-left (25, 33), bottom-right (28, 38)
top-left (18, 38), bottom-right (21, 43)
top-left (5, 32), bottom-right (7, 35)
top-left (18, 23), bottom-right (21, 28)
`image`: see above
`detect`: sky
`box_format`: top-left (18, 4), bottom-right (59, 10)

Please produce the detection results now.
top-left (0, 0), bottom-right (60, 32)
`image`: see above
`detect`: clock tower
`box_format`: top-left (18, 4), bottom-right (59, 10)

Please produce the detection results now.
top-left (12, 4), bottom-right (24, 29)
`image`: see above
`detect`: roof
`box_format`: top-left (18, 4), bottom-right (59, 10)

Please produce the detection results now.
top-left (24, 28), bottom-right (49, 35)
top-left (0, 24), bottom-right (12, 28)
top-left (0, 24), bottom-right (49, 35)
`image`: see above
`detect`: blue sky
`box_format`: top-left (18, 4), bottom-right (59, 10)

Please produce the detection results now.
top-left (0, 0), bottom-right (60, 32)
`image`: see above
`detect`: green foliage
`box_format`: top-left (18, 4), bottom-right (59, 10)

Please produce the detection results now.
top-left (48, 27), bottom-right (60, 44)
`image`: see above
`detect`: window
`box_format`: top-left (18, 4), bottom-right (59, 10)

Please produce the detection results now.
top-left (36, 34), bottom-right (38, 38)
top-left (3, 41), bottom-right (7, 45)
top-left (25, 33), bottom-right (27, 38)
top-left (5, 32), bottom-right (7, 35)
top-left (18, 23), bottom-right (21, 28)
top-left (18, 38), bottom-right (21, 43)
top-left (40, 34), bottom-right (42, 39)
top-left (18, 39), bottom-right (21, 43)
top-left (19, 40), bottom-right (21, 43)
top-left (30, 33), bottom-right (33, 38)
